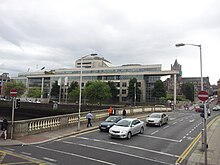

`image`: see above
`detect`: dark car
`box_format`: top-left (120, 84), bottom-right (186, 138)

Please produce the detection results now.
top-left (195, 107), bottom-right (203, 112)
top-left (99, 116), bottom-right (124, 131)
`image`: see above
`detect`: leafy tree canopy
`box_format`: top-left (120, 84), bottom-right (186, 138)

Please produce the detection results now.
top-left (107, 81), bottom-right (118, 103)
top-left (181, 83), bottom-right (194, 102)
top-left (27, 87), bottom-right (41, 98)
top-left (68, 81), bottom-right (79, 94)
top-left (51, 81), bottom-right (60, 98)
top-left (85, 81), bottom-right (111, 105)
top-left (5, 80), bottom-right (25, 97)
top-left (152, 80), bottom-right (166, 98)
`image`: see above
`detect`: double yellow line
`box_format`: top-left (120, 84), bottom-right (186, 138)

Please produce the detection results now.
top-left (0, 150), bottom-right (45, 165)
top-left (175, 115), bottom-right (220, 164)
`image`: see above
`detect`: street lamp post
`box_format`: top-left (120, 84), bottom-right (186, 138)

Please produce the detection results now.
top-left (77, 54), bottom-right (98, 131)
top-left (175, 43), bottom-right (207, 165)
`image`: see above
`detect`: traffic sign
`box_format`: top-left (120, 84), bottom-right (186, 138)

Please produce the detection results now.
top-left (198, 91), bottom-right (208, 101)
top-left (10, 89), bottom-right (17, 97)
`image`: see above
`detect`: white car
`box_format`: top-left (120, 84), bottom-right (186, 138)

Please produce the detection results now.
top-left (109, 118), bottom-right (145, 139)
top-left (146, 113), bottom-right (168, 127)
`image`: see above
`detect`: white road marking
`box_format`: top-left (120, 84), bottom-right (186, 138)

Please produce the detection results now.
top-left (21, 152), bottom-right (32, 156)
top-left (163, 126), bottom-right (169, 129)
top-left (43, 157), bottom-right (57, 162)
top-left (74, 137), bottom-right (180, 158)
top-left (151, 130), bottom-right (159, 135)
top-left (180, 119), bottom-right (183, 122)
top-left (4, 148), bottom-right (15, 151)
top-left (140, 134), bottom-right (181, 143)
top-left (172, 122), bottom-right (177, 125)
top-left (189, 119), bottom-right (195, 123)
top-left (36, 146), bottom-right (116, 165)
top-left (169, 118), bottom-right (176, 121)
top-left (62, 141), bottom-right (175, 165)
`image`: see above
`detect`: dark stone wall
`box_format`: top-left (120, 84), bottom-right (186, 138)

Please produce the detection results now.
top-left (0, 100), bottom-right (117, 120)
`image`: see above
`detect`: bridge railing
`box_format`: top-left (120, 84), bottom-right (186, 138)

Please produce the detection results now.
top-left (10, 106), bottom-right (171, 139)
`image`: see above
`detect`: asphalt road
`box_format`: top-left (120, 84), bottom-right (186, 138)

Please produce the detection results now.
top-left (1, 110), bottom-right (220, 165)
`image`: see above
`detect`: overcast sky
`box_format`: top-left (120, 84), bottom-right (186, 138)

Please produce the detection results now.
top-left (0, 0), bottom-right (219, 84)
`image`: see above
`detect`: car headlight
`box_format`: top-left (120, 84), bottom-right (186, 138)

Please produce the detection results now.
top-left (121, 130), bottom-right (128, 134)
top-left (155, 120), bottom-right (160, 123)
top-left (107, 125), bottom-right (111, 127)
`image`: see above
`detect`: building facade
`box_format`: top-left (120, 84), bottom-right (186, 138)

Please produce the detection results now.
top-left (165, 59), bottom-right (211, 101)
top-left (12, 55), bottom-right (179, 103)
top-left (164, 59), bottom-right (182, 95)
top-left (0, 73), bottom-right (10, 98)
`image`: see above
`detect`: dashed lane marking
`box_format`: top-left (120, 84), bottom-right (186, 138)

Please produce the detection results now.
top-left (140, 134), bottom-right (181, 143)
top-left (151, 130), bottom-right (159, 135)
top-left (36, 146), bottom-right (116, 165)
top-left (61, 141), bottom-right (175, 165)
top-left (172, 122), bottom-right (177, 125)
top-left (43, 157), bottom-right (57, 162)
top-left (21, 152), bottom-right (32, 156)
top-left (73, 136), bottom-right (180, 158)
top-left (163, 125), bottom-right (169, 129)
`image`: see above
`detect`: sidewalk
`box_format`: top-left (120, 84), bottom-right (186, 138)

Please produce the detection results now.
top-left (0, 119), bottom-right (101, 146)
top-left (187, 115), bottom-right (220, 165)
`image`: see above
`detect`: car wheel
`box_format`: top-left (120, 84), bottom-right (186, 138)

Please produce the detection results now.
top-left (140, 127), bottom-right (144, 134)
top-left (127, 132), bottom-right (132, 139)
top-left (146, 123), bottom-right (149, 126)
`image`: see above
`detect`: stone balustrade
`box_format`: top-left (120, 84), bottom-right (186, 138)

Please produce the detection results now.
top-left (7, 106), bottom-right (171, 139)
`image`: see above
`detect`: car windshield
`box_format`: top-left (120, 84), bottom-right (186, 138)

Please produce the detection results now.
top-left (105, 116), bottom-right (120, 122)
top-left (149, 114), bottom-right (161, 118)
top-left (116, 120), bottom-right (131, 127)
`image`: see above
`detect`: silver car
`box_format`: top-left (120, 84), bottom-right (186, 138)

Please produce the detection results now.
top-left (146, 113), bottom-right (168, 127)
top-left (109, 118), bottom-right (145, 139)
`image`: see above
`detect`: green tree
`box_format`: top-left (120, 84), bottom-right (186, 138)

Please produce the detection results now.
top-left (5, 80), bottom-right (25, 97)
top-left (51, 81), bottom-right (60, 98)
top-left (68, 81), bottom-right (79, 94)
top-left (85, 81), bottom-right (111, 105)
top-left (27, 87), bottom-right (41, 98)
top-left (181, 83), bottom-right (194, 102)
top-left (152, 80), bottom-right (166, 98)
top-left (69, 87), bottom-right (80, 102)
top-left (107, 81), bottom-right (118, 103)
top-left (127, 78), bottom-right (141, 103)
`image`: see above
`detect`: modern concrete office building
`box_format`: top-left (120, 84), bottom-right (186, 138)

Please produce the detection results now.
top-left (12, 55), bottom-right (179, 103)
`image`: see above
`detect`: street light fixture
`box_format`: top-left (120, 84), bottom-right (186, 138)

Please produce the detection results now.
top-left (175, 43), bottom-right (207, 165)
top-left (175, 43), bottom-right (203, 90)
top-left (77, 53), bottom-right (98, 131)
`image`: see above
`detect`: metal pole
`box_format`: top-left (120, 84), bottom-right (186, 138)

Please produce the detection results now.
top-left (134, 82), bottom-right (136, 106)
top-left (78, 57), bottom-right (83, 131)
top-left (199, 45), bottom-right (203, 91)
top-left (59, 80), bottom-right (62, 104)
top-left (199, 45), bottom-right (207, 165)
top-left (11, 97), bottom-right (15, 139)
top-left (174, 74), bottom-right (177, 110)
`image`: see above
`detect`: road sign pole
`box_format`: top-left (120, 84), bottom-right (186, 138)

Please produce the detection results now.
top-left (11, 97), bottom-right (15, 139)
top-left (204, 102), bottom-right (208, 165)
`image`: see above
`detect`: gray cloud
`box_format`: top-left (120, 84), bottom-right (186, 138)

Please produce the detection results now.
top-left (0, 0), bottom-right (219, 84)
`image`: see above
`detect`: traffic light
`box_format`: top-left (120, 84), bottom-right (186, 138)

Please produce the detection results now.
top-left (15, 98), bottom-right (21, 109)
